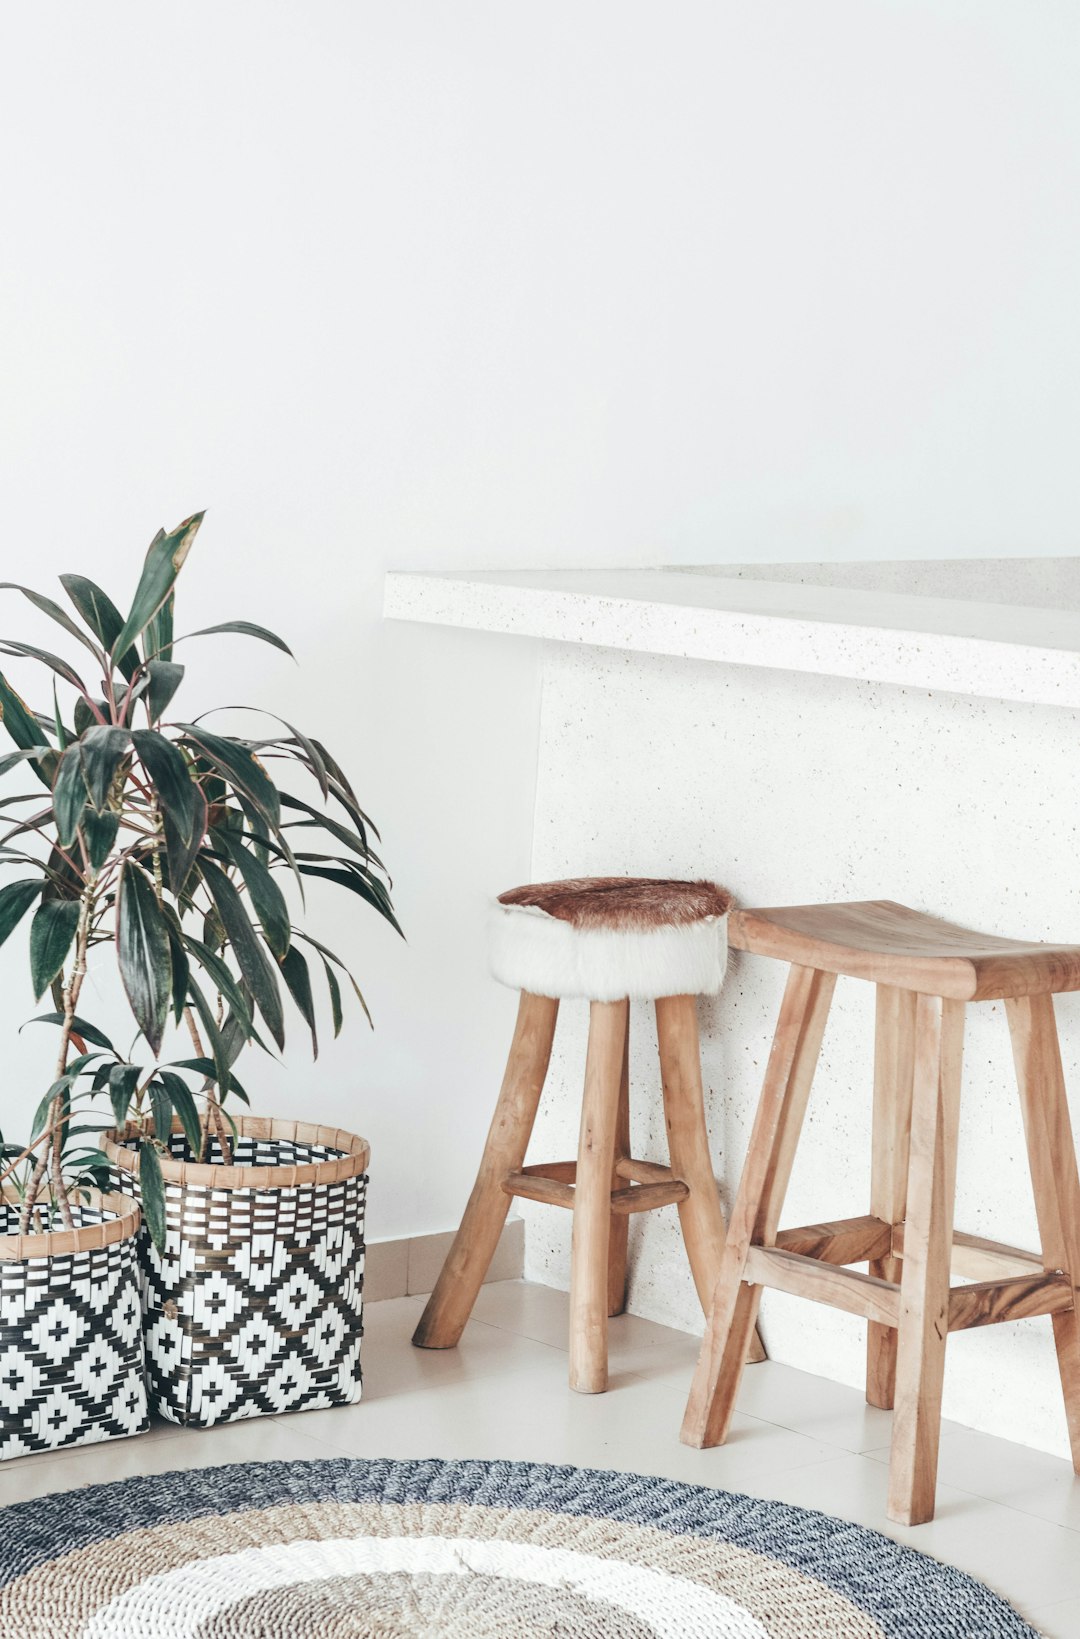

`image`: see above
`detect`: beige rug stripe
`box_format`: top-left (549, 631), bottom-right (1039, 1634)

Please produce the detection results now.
top-left (0, 1497), bottom-right (884, 1639)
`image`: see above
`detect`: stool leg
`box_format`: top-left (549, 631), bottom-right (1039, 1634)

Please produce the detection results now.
top-left (607, 1009), bottom-right (631, 1318)
top-left (570, 998), bottom-right (629, 1393)
top-left (867, 984), bottom-right (917, 1409)
top-left (681, 964), bottom-right (836, 1448)
top-left (656, 994), bottom-right (766, 1363)
top-left (888, 994), bottom-right (964, 1526)
top-left (412, 992), bottom-right (559, 1350)
top-left (1006, 994), bottom-right (1080, 1473)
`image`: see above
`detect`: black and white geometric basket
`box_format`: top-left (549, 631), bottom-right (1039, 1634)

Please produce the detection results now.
top-left (0, 1189), bottom-right (149, 1460)
top-left (102, 1118), bottom-right (368, 1428)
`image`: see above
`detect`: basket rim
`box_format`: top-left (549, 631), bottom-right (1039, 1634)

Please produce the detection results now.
top-left (101, 1114), bottom-right (371, 1191)
top-left (0, 1186), bottom-right (142, 1261)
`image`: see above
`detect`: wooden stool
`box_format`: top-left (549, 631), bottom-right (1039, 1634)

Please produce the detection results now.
top-left (413, 876), bottom-right (766, 1391)
top-left (681, 899), bottom-right (1080, 1526)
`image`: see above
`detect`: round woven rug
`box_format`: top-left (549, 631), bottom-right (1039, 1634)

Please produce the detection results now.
top-left (0, 1457), bottom-right (1035, 1637)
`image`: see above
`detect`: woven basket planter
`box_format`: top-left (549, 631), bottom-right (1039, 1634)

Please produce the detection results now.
top-left (101, 1117), bottom-right (370, 1429)
top-left (0, 1189), bottom-right (149, 1460)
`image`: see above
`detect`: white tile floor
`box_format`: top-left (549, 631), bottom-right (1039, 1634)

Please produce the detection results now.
top-left (4, 1280), bottom-right (1080, 1635)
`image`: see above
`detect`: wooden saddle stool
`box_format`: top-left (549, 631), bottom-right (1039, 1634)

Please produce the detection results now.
top-left (681, 900), bottom-right (1080, 1526)
top-left (413, 876), bottom-right (765, 1392)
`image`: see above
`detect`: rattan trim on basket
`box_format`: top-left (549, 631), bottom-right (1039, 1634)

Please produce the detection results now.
top-left (0, 1186), bottom-right (142, 1261)
top-left (101, 1115), bottom-right (371, 1190)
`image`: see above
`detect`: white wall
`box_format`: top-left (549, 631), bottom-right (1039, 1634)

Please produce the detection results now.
top-left (0, 3), bottom-right (1077, 1243)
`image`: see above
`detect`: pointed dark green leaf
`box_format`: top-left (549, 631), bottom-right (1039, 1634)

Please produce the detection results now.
top-left (217, 830), bottom-right (290, 958)
top-left (59, 574), bottom-right (139, 679)
top-left (198, 857), bottom-right (284, 1048)
top-left (182, 937), bottom-right (252, 1031)
top-left (107, 1063), bottom-right (140, 1129)
top-left (0, 747), bottom-right (51, 780)
top-left (185, 972), bottom-right (235, 1091)
top-left (145, 660), bottom-right (184, 721)
top-left (138, 1138), bottom-right (167, 1251)
top-left (162, 783), bottom-right (206, 897)
top-left (117, 862), bottom-right (171, 1054)
top-left (292, 928), bottom-right (372, 1027)
top-left (148, 1080), bottom-right (173, 1143)
top-left (175, 726), bottom-right (279, 825)
top-left (178, 621), bottom-right (294, 658)
top-left (51, 745), bottom-right (87, 847)
top-left (0, 878), bottom-right (43, 948)
top-left (79, 725), bottom-right (130, 814)
top-left (25, 1010), bottom-right (115, 1051)
top-left (297, 862), bottom-right (403, 936)
top-left (0, 581), bottom-right (107, 658)
top-left (0, 673), bottom-right (53, 787)
top-left (144, 586), bottom-right (175, 666)
top-left (155, 1070), bottom-right (202, 1156)
top-left (279, 791), bottom-right (369, 857)
top-left (29, 899), bottom-right (80, 998)
top-left (130, 729), bottom-right (197, 845)
top-left (167, 928), bottom-right (189, 1026)
top-left (73, 696), bottom-right (106, 737)
top-left (0, 640), bottom-right (87, 692)
top-left (80, 807), bottom-right (120, 871)
top-left (113, 514), bottom-right (203, 662)
top-left (321, 956), bottom-right (343, 1037)
top-left (279, 944), bottom-right (317, 1058)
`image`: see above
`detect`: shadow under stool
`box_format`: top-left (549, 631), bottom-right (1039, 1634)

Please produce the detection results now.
top-left (413, 875), bottom-right (766, 1392)
top-left (681, 898), bottom-right (1080, 1526)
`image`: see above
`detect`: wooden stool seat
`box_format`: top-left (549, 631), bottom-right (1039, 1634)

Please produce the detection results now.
top-left (683, 900), bottom-right (1080, 1528)
top-left (733, 900), bottom-right (1080, 1000)
top-left (413, 876), bottom-right (766, 1392)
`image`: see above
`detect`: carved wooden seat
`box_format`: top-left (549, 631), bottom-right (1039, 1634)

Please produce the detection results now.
top-left (681, 899), bottom-right (1080, 1527)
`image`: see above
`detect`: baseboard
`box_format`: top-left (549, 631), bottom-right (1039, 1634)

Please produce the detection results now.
top-left (365, 1216), bottom-right (524, 1303)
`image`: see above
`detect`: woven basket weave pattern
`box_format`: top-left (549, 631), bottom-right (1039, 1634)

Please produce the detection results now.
top-left (111, 1130), bottom-right (367, 1428)
top-left (0, 1204), bottom-right (148, 1460)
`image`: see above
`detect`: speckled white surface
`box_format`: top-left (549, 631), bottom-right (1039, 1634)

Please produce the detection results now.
top-left (519, 639), bottom-right (1080, 1460)
top-left (383, 566), bottom-right (1080, 709)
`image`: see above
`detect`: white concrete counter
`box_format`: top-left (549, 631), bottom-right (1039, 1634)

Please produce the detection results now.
top-left (384, 556), bottom-right (1080, 1461)
top-left (383, 564), bottom-right (1080, 709)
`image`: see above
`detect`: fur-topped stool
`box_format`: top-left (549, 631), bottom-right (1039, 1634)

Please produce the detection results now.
top-left (412, 876), bottom-right (766, 1392)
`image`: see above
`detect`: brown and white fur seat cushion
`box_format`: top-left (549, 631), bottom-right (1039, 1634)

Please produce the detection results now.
top-left (490, 877), bottom-right (733, 1002)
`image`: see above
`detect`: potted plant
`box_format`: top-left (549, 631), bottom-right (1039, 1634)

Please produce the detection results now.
top-left (0, 511), bottom-right (399, 1430)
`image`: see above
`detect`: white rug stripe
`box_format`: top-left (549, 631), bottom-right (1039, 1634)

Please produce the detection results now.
top-left (79, 1533), bottom-right (769, 1638)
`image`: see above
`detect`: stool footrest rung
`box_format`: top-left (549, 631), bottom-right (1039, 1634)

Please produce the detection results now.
top-left (774, 1214), bottom-right (893, 1266)
top-left (744, 1244), bottom-right (901, 1327)
top-left (502, 1159), bottom-right (688, 1215)
top-left (948, 1271), bottom-right (1074, 1332)
top-left (892, 1224), bottom-right (1045, 1281)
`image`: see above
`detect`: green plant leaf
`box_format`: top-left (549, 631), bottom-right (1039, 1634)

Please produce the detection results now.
top-left (162, 782), bottom-right (206, 897)
top-left (292, 928), bottom-right (372, 1027)
top-left (145, 660), bottom-right (184, 721)
top-left (297, 862), bottom-right (403, 937)
top-left (144, 587), bottom-right (175, 666)
top-left (138, 1138), bottom-right (167, 1252)
top-left (175, 725), bottom-right (280, 826)
top-left (0, 640), bottom-right (87, 693)
top-left (178, 621), bottom-right (294, 658)
top-left (130, 729), bottom-right (197, 844)
top-left (29, 899), bottom-right (80, 998)
top-left (185, 972), bottom-right (236, 1091)
top-left (181, 936), bottom-right (252, 1031)
top-left (0, 878), bottom-right (44, 948)
top-left (25, 1010), bottom-right (115, 1051)
top-left (155, 1070), bottom-right (202, 1156)
top-left (0, 673), bottom-right (54, 786)
top-left (80, 807), bottom-right (120, 871)
top-left (59, 574), bottom-right (139, 680)
top-left (79, 725), bottom-right (130, 814)
top-left (198, 857), bottom-right (285, 1048)
top-left (321, 955), bottom-right (343, 1037)
top-left (217, 830), bottom-right (290, 958)
top-left (112, 514), bottom-right (203, 662)
top-left (117, 862), bottom-right (171, 1054)
top-left (0, 581), bottom-right (107, 657)
top-left (167, 927), bottom-right (189, 1026)
top-left (279, 792), bottom-right (369, 858)
top-left (51, 745), bottom-right (87, 847)
top-left (148, 1080), bottom-right (172, 1143)
top-left (107, 1062), bottom-right (140, 1128)
top-left (73, 696), bottom-right (106, 737)
top-left (279, 944), bottom-right (317, 1058)
top-left (0, 747), bottom-right (51, 780)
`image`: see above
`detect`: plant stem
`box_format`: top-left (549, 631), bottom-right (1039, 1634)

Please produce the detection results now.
top-left (19, 887), bottom-right (95, 1232)
top-left (183, 1005), bottom-right (232, 1166)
